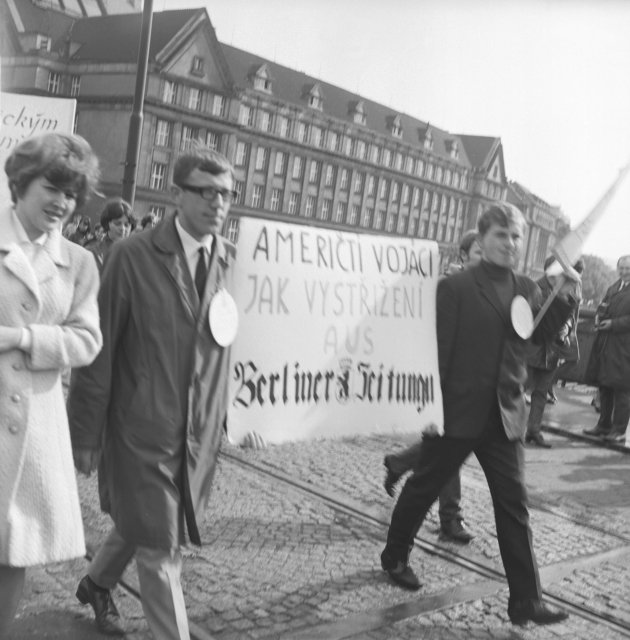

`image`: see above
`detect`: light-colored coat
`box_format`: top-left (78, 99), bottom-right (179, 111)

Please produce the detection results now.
top-left (68, 214), bottom-right (236, 550)
top-left (0, 206), bottom-right (102, 567)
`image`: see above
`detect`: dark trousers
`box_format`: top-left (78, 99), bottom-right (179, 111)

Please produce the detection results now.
top-left (526, 366), bottom-right (557, 437)
top-left (384, 412), bottom-right (542, 606)
top-left (387, 441), bottom-right (463, 527)
top-left (597, 386), bottom-right (630, 435)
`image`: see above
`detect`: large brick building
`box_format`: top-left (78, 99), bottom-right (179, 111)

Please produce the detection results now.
top-left (0, 0), bottom-right (566, 273)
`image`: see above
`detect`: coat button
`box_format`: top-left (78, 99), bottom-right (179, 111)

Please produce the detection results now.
top-left (9, 425), bottom-right (18, 434)
top-left (11, 394), bottom-right (21, 402)
top-left (22, 302), bottom-right (32, 311)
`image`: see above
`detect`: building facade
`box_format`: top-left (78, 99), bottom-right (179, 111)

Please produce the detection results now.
top-left (1, 0), bottom-right (564, 274)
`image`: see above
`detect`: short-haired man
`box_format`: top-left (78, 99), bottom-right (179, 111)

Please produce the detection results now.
top-left (584, 254), bottom-right (630, 442)
top-left (380, 203), bottom-right (579, 626)
top-left (69, 146), bottom-right (238, 638)
top-left (382, 228), bottom-right (483, 544)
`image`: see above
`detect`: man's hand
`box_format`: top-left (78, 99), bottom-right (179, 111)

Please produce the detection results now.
top-left (597, 319), bottom-right (612, 331)
top-left (73, 448), bottom-right (99, 476)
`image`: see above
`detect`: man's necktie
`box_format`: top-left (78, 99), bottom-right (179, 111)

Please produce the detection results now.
top-left (195, 247), bottom-right (208, 300)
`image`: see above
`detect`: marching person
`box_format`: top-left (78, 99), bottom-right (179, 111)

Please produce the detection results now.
top-left (68, 146), bottom-right (239, 638)
top-left (0, 132), bottom-right (101, 635)
top-left (383, 229), bottom-right (482, 543)
top-left (583, 254), bottom-right (630, 442)
top-left (87, 197), bottom-right (134, 272)
top-left (379, 202), bottom-right (579, 626)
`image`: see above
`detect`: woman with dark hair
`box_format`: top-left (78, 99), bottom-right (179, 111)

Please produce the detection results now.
top-left (0, 132), bottom-right (102, 635)
top-left (88, 197), bottom-right (133, 272)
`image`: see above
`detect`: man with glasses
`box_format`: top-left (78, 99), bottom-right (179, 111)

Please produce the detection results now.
top-left (69, 146), bottom-right (238, 638)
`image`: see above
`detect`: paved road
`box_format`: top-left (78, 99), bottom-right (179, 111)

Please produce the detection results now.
top-left (7, 384), bottom-right (630, 640)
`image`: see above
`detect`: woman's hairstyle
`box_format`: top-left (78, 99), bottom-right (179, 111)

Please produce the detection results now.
top-left (4, 132), bottom-right (100, 208)
top-left (99, 197), bottom-right (133, 231)
top-left (477, 202), bottom-right (525, 236)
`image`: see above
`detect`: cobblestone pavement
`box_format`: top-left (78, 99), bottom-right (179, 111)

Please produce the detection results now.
top-left (7, 385), bottom-right (630, 640)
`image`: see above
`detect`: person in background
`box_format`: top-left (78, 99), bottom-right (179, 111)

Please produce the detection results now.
top-left (88, 198), bottom-right (133, 272)
top-left (583, 254), bottom-right (630, 442)
top-left (525, 257), bottom-right (583, 448)
top-left (68, 146), bottom-right (238, 639)
top-left (0, 132), bottom-right (102, 636)
top-left (383, 229), bottom-right (482, 543)
top-left (140, 213), bottom-right (160, 230)
top-left (67, 214), bottom-right (96, 246)
top-left (379, 203), bottom-right (579, 627)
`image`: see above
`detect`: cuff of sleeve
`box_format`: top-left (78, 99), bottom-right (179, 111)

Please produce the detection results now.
top-left (18, 328), bottom-right (32, 351)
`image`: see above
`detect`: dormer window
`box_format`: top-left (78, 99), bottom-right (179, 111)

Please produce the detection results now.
top-left (419, 126), bottom-right (433, 150)
top-left (386, 115), bottom-right (403, 138)
top-left (349, 100), bottom-right (367, 126)
top-left (251, 64), bottom-right (273, 93)
top-left (446, 139), bottom-right (459, 159)
top-left (303, 83), bottom-right (323, 110)
top-left (37, 35), bottom-right (51, 51)
top-left (191, 56), bottom-right (204, 76)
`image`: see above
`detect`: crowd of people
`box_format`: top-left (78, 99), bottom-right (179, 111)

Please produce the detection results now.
top-left (1, 131), bottom-right (627, 638)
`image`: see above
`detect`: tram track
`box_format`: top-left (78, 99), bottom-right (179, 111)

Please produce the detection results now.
top-left (221, 448), bottom-right (630, 638)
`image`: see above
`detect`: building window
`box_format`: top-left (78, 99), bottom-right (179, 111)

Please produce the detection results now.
top-left (180, 125), bottom-right (199, 151)
top-left (408, 217), bottom-right (417, 236)
top-left (402, 184), bottom-right (410, 205)
top-left (343, 136), bottom-right (352, 156)
top-left (435, 166), bottom-right (443, 184)
top-left (320, 199), bottom-right (332, 221)
top-left (149, 205), bottom-right (166, 220)
top-left (205, 130), bottom-right (220, 151)
top-left (413, 188), bottom-right (421, 208)
top-left (150, 162), bottom-right (167, 190)
top-left (391, 182), bottom-right (400, 202)
top-left (370, 145), bottom-right (380, 164)
top-left (253, 75), bottom-right (272, 92)
top-left (187, 87), bottom-right (202, 111)
top-left (226, 218), bottom-right (240, 244)
top-left (288, 193), bottom-right (300, 215)
top-left (212, 95), bottom-right (226, 117)
top-left (355, 139), bottom-right (367, 160)
top-left (37, 35), bottom-right (51, 51)
top-left (375, 210), bottom-right (385, 230)
top-left (426, 163), bottom-right (434, 181)
top-left (382, 148), bottom-right (392, 168)
top-left (305, 195), bottom-right (316, 218)
top-left (70, 75), bottom-right (81, 97)
top-left (395, 152), bottom-right (403, 171)
top-left (308, 161), bottom-right (321, 184)
top-left (340, 168), bottom-right (349, 190)
top-left (324, 164), bottom-right (335, 187)
top-left (191, 56), bottom-right (204, 75)
top-left (259, 111), bottom-right (272, 133)
top-left (354, 173), bottom-right (364, 194)
top-left (380, 179), bottom-right (389, 200)
top-left (367, 176), bottom-right (376, 197)
top-left (155, 119), bottom-right (172, 147)
top-left (416, 159), bottom-right (425, 178)
top-left (292, 156), bottom-right (304, 180)
top-left (390, 116), bottom-right (403, 138)
top-left (277, 116), bottom-right (290, 138)
top-left (251, 184), bottom-right (264, 208)
top-left (239, 104), bottom-right (254, 127)
top-left (397, 215), bottom-right (408, 235)
top-left (162, 79), bottom-right (178, 104)
top-left (405, 156), bottom-right (414, 174)
top-left (350, 204), bottom-right (360, 226)
top-left (386, 214), bottom-right (396, 232)
top-left (270, 188), bottom-right (282, 212)
top-left (296, 122), bottom-right (309, 144)
top-left (254, 147), bottom-right (268, 171)
top-left (274, 151), bottom-right (286, 176)
top-left (312, 126), bottom-right (324, 148)
top-left (233, 181), bottom-right (244, 204)
top-left (334, 202), bottom-right (346, 223)
top-left (362, 208), bottom-right (374, 228)
top-left (235, 142), bottom-right (249, 167)
top-left (47, 71), bottom-right (61, 94)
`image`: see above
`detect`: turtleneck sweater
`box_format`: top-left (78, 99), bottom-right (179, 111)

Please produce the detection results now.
top-left (481, 260), bottom-right (514, 315)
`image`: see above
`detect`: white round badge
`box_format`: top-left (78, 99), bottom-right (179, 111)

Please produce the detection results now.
top-left (209, 288), bottom-right (239, 346)
top-left (510, 295), bottom-right (534, 340)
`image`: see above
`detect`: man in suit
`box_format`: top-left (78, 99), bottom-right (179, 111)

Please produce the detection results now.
top-left (584, 254), bottom-right (630, 442)
top-left (380, 202), bottom-right (579, 626)
top-left (69, 146), bottom-right (238, 638)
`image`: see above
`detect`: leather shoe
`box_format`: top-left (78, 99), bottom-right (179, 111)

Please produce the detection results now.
top-left (508, 600), bottom-right (568, 626)
top-left (380, 549), bottom-right (421, 590)
top-left (76, 575), bottom-right (126, 636)
top-left (439, 519), bottom-right (474, 543)
top-left (583, 426), bottom-right (608, 437)
top-left (525, 433), bottom-right (552, 448)
top-left (603, 432), bottom-right (626, 442)
top-left (383, 455), bottom-right (403, 497)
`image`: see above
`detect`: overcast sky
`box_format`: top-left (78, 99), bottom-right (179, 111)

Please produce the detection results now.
top-left (159, 0), bottom-right (630, 265)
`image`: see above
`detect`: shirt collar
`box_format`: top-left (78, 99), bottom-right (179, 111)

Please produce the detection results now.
top-left (174, 214), bottom-right (213, 259)
top-left (11, 207), bottom-right (48, 246)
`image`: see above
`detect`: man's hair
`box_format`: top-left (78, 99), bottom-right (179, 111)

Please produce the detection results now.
top-left (173, 144), bottom-right (234, 187)
top-left (100, 197), bottom-right (133, 231)
top-left (141, 215), bottom-right (154, 229)
top-left (617, 255), bottom-right (630, 267)
top-left (4, 132), bottom-right (100, 208)
top-left (458, 229), bottom-right (479, 257)
top-left (477, 202), bottom-right (525, 236)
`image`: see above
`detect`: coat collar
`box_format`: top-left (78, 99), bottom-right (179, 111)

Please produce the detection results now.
top-left (471, 261), bottom-right (522, 323)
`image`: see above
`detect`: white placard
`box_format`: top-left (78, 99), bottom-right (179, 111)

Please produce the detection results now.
top-left (1, 92), bottom-right (76, 202)
top-left (227, 217), bottom-right (443, 444)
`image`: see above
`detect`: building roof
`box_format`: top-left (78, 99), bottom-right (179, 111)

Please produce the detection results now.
top-left (457, 135), bottom-right (500, 169)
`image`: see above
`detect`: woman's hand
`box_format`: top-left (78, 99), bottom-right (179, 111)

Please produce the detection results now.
top-left (73, 448), bottom-right (100, 476)
top-left (0, 327), bottom-right (22, 353)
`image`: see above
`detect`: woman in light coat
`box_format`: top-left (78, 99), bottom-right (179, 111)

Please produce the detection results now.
top-left (0, 132), bottom-right (102, 634)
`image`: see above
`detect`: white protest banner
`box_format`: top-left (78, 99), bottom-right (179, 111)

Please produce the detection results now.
top-left (227, 217), bottom-right (443, 444)
top-left (0, 92), bottom-right (76, 202)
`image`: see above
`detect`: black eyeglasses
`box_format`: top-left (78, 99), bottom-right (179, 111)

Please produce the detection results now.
top-left (179, 184), bottom-right (238, 203)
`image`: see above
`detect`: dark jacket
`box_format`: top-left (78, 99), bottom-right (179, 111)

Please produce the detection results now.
top-left (437, 262), bottom-right (573, 441)
top-left (69, 213), bottom-right (237, 549)
top-left (584, 280), bottom-right (630, 389)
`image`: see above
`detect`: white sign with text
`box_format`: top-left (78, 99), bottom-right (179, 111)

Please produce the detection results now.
top-left (227, 217), bottom-right (443, 444)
